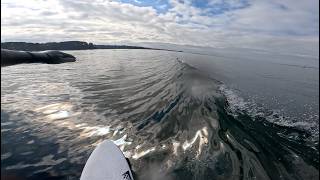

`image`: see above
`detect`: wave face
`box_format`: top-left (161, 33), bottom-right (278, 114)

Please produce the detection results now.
top-left (1, 49), bottom-right (318, 180)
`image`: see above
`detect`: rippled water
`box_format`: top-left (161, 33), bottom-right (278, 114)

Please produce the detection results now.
top-left (1, 49), bottom-right (319, 180)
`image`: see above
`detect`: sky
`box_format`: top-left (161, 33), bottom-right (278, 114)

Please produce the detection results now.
top-left (1, 0), bottom-right (319, 52)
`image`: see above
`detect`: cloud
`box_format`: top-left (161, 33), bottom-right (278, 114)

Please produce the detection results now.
top-left (229, 0), bottom-right (319, 36)
top-left (1, 0), bottom-right (318, 54)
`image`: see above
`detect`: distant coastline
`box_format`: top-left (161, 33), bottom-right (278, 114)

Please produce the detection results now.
top-left (1, 41), bottom-right (183, 52)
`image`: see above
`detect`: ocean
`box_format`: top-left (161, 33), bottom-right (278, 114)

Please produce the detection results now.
top-left (1, 49), bottom-right (319, 180)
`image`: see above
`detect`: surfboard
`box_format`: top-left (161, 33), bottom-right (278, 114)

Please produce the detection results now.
top-left (80, 140), bottom-right (134, 180)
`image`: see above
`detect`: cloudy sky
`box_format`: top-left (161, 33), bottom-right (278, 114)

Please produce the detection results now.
top-left (1, 0), bottom-right (319, 51)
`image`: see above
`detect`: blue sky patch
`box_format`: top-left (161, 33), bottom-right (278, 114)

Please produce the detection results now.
top-left (195, 0), bottom-right (251, 16)
top-left (119, 0), bottom-right (251, 16)
top-left (118, 0), bottom-right (171, 13)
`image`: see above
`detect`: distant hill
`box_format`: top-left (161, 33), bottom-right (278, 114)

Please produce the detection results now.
top-left (0, 41), bottom-right (166, 51)
top-left (1, 41), bottom-right (94, 51)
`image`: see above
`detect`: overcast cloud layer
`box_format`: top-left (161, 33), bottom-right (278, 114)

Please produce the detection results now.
top-left (1, 0), bottom-right (319, 53)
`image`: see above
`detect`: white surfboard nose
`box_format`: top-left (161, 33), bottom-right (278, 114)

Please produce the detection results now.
top-left (80, 140), bottom-right (134, 180)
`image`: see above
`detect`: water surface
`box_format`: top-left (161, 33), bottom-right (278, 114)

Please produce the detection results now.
top-left (1, 49), bottom-right (318, 180)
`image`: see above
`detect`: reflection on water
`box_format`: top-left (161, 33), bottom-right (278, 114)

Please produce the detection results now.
top-left (182, 127), bottom-right (208, 158)
top-left (1, 49), bottom-right (319, 180)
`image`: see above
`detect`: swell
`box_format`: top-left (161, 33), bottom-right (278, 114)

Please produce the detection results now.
top-left (123, 61), bottom-right (319, 180)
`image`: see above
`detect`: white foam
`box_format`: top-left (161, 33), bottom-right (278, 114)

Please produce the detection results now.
top-left (219, 85), bottom-right (319, 139)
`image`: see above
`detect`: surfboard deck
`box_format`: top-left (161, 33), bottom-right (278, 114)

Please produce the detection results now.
top-left (80, 140), bottom-right (134, 180)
